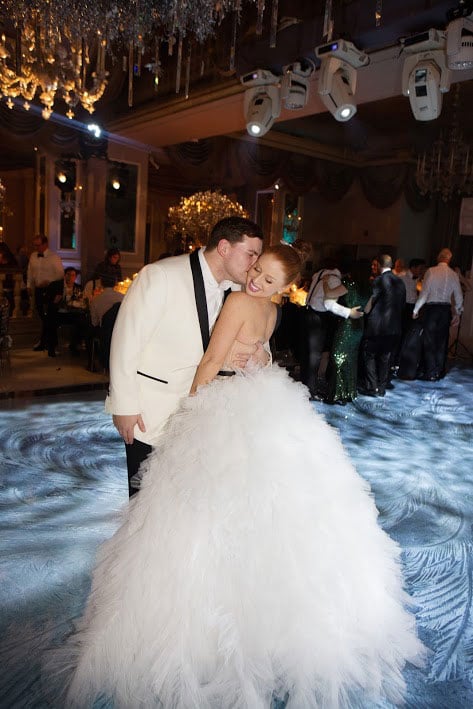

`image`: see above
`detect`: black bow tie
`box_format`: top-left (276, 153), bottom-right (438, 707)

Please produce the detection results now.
top-left (37, 252), bottom-right (44, 258)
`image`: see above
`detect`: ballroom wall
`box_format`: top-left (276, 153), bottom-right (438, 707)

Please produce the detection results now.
top-left (0, 168), bottom-right (35, 255)
top-left (300, 179), bottom-right (402, 265)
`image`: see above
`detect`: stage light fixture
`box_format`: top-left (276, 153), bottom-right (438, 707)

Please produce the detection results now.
top-left (315, 40), bottom-right (368, 122)
top-left (240, 69), bottom-right (281, 137)
top-left (446, 13), bottom-right (473, 69)
top-left (317, 57), bottom-right (357, 122)
top-left (315, 39), bottom-right (369, 69)
top-left (87, 123), bottom-right (102, 138)
top-left (280, 60), bottom-right (314, 110)
top-left (401, 29), bottom-right (451, 121)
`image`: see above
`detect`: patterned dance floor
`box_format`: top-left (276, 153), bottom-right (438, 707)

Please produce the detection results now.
top-left (1, 364), bottom-right (472, 708)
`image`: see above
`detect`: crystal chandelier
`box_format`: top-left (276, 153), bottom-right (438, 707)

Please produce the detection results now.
top-left (0, 13), bottom-right (108, 119)
top-left (415, 84), bottom-right (473, 201)
top-left (0, 0), bottom-right (276, 121)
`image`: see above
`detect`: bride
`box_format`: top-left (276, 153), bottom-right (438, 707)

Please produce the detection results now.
top-left (63, 245), bottom-right (425, 708)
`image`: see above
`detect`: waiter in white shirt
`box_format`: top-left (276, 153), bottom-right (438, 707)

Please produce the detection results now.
top-left (413, 248), bottom-right (463, 381)
top-left (300, 261), bottom-right (345, 399)
top-left (27, 234), bottom-right (64, 351)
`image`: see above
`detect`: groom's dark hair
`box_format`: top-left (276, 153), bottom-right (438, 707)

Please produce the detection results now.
top-left (206, 217), bottom-right (263, 251)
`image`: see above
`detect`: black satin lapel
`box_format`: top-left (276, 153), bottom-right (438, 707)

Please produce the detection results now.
top-left (189, 249), bottom-right (210, 351)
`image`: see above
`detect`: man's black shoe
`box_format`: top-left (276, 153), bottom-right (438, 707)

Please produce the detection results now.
top-left (33, 344), bottom-right (45, 351)
top-left (357, 387), bottom-right (378, 397)
top-left (385, 382), bottom-right (395, 390)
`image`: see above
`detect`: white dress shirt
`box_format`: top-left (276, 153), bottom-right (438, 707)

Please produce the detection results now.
top-left (400, 270), bottom-right (419, 305)
top-left (413, 262), bottom-right (463, 315)
top-left (306, 269), bottom-right (342, 312)
top-left (324, 299), bottom-right (351, 319)
top-left (90, 288), bottom-right (124, 326)
top-left (198, 248), bottom-right (237, 332)
top-left (27, 249), bottom-right (64, 289)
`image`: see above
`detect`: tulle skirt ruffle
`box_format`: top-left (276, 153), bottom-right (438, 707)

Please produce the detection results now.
top-left (62, 366), bottom-right (425, 708)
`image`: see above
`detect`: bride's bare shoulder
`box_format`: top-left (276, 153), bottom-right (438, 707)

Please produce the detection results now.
top-left (225, 291), bottom-right (255, 308)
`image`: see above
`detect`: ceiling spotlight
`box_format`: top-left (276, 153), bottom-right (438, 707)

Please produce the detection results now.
top-left (317, 57), bottom-right (358, 122)
top-left (446, 14), bottom-right (473, 69)
top-left (57, 172), bottom-right (67, 184)
top-left (87, 123), bottom-right (102, 138)
top-left (315, 39), bottom-right (370, 69)
top-left (112, 178), bottom-right (121, 190)
top-left (315, 40), bottom-right (368, 122)
top-left (281, 60), bottom-right (314, 110)
top-left (240, 69), bottom-right (281, 137)
top-left (401, 29), bottom-right (451, 121)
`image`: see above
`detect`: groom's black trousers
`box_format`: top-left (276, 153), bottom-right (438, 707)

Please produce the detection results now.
top-left (125, 439), bottom-right (153, 497)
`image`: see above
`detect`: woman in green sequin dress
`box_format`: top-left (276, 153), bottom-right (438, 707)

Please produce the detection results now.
top-left (325, 265), bottom-right (371, 405)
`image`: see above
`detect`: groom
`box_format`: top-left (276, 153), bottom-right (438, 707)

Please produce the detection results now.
top-left (107, 216), bottom-right (264, 496)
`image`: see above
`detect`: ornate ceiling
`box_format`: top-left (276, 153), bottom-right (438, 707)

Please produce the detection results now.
top-left (1, 0), bottom-right (472, 173)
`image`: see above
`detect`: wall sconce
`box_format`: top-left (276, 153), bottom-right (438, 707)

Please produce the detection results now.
top-left (54, 160), bottom-right (76, 192)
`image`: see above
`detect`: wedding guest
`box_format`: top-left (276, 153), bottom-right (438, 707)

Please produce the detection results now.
top-left (93, 247), bottom-right (122, 284)
top-left (323, 261), bottom-right (369, 405)
top-left (0, 245), bottom-right (17, 315)
top-left (44, 267), bottom-right (86, 357)
top-left (89, 274), bottom-right (124, 327)
top-left (413, 248), bottom-right (463, 381)
top-left (397, 258), bottom-right (426, 380)
top-left (299, 258), bottom-right (344, 400)
top-left (454, 266), bottom-right (472, 294)
top-left (359, 254), bottom-right (406, 397)
top-left (369, 257), bottom-right (379, 285)
top-left (27, 234), bottom-right (64, 351)
top-left (393, 258), bottom-right (407, 277)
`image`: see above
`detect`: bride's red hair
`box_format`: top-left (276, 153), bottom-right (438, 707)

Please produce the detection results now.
top-left (263, 245), bottom-right (301, 284)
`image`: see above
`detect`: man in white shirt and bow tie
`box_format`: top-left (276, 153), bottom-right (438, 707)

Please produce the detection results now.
top-left (27, 234), bottom-right (64, 351)
top-left (107, 217), bottom-right (264, 496)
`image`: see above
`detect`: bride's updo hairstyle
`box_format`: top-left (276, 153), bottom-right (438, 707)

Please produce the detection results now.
top-left (264, 244), bottom-right (302, 285)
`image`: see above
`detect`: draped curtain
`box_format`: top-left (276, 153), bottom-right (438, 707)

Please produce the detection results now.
top-left (165, 138), bottom-right (433, 212)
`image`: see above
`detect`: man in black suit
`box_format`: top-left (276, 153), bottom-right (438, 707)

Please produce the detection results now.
top-left (44, 267), bottom-right (87, 357)
top-left (359, 254), bottom-right (406, 397)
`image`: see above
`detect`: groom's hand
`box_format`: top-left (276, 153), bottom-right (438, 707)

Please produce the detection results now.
top-left (248, 342), bottom-right (270, 367)
top-left (113, 414), bottom-right (146, 445)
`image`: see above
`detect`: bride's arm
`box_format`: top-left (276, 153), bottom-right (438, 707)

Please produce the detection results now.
top-left (190, 294), bottom-right (246, 394)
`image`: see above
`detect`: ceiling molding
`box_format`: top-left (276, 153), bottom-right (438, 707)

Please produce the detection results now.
top-left (230, 131), bottom-right (414, 168)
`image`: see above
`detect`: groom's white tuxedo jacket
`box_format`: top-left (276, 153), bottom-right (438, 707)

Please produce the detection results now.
top-left (106, 253), bottom-right (207, 444)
